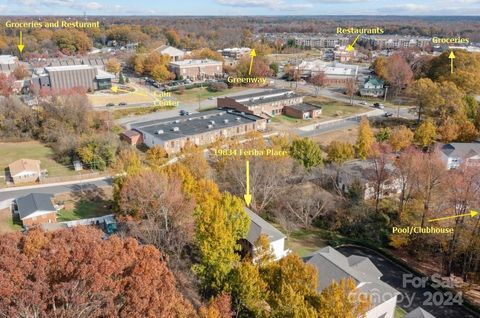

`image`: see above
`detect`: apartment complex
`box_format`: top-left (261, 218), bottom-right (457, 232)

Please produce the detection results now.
top-left (294, 35), bottom-right (350, 48)
top-left (31, 65), bottom-right (114, 91)
top-left (129, 109), bottom-right (266, 154)
top-left (363, 35), bottom-right (431, 49)
top-left (217, 89), bottom-right (321, 119)
top-left (168, 59), bottom-right (223, 80)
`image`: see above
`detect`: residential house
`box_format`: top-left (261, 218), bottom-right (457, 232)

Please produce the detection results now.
top-left (243, 207), bottom-right (288, 261)
top-left (8, 159), bottom-right (43, 184)
top-left (168, 59), bottom-right (223, 81)
top-left (154, 45), bottom-right (185, 61)
top-left (337, 160), bottom-right (401, 200)
top-left (360, 77), bottom-right (385, 97)
top-left (306, 246), bottom-right (400, 318)
top-left (404, 307), bottom-right (436, 318)
top-left (440, 142), bottom-right (480, 170)
top-left (217, 89), bottom-right (304, 118)
top-left (14, 193), bottom-right (57, 227)
top-left (130, 109), bottom-right (267, 154)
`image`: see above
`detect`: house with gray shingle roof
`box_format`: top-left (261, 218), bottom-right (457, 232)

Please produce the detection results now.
top-left (306, 246), bottom-right (400, 318)
top-left (14, 193), bottom-right (57, 228)
top-left (404, 307), bottom-right (436, 318)
top-left (440, 142), bottom-right (480, 170)
top-left (244, 208), bottom-right (288, 261)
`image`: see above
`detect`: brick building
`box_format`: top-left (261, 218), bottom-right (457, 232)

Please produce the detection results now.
top-left (284, 103), bottom-right (322, 119)
top-left (168, 59), bottom-right (223, 80)
top-left (14, 193), bottom-right (57, 228)
top-left (217, 89), bottom-right (303, 118)
top-left (130, 109), bottom-right (266, 154)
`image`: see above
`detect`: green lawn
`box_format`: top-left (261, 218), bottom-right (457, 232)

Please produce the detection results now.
top-left (288, 228), bottom-right (329, 257)
top-left (304, 96), bottom-right (369, 118)
top-left (395, 306), bottom-right (407, 318)
top-left (173, 86), bottom-right (249, 103)
top-left (0, 141), bottom-right (76, 177)
top-left (57, 200), bottom-right (113, 222)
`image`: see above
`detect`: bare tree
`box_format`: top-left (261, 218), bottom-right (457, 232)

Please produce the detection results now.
top-left (279, 183), bottom-right (328, 229)
top-left (345, 78), bottom-right (357, 105)
top-left (366, 143), bottom-right (394, 213)
top-left (310, 71), bottom-right (326, 96)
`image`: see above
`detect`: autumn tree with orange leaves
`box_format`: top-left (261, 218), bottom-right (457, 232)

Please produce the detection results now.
top-left (0, 227), bottom-right (195, 318)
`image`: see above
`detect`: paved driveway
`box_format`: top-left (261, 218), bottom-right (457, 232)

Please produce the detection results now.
top-left (337, 246), bottom-right (480, 318)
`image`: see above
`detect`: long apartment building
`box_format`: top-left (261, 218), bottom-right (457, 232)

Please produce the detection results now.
top-left (129, 109), bottom-right (266, 154)
top-left (363, 35), bottom-right (432, 49)
top-left (294, 36), bottom-right (350, 48)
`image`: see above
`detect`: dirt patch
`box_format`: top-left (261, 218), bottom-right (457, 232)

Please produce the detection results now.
top-left (311, 127), bottom-right (359, 147)
top-left (0, 207), bottom-right (21, 234)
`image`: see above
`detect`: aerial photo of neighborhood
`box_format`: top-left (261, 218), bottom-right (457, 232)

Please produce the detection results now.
top-left (0, 0), bottom-right (480, 317)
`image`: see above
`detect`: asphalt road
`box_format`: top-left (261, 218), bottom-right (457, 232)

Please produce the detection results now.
top-left (0, 178), bottom-right (113, 202)
top-left (116, 88), bottom-right (265, 126)
top-left (337, 246), bottom-right (480, 318)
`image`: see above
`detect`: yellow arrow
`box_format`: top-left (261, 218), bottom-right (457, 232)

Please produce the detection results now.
top-left (244, 159), bottom-right (252, 206)
top-left (17, 31), bottom-right (24, 53)
top-left (448, 51), bottom-right (455, 74)
top-left (428, 210), bottom-right (478, 223)
top-left (346, 34), bottom-right (361, 52)
top-left (111, 85), bottom-right (149, 97)
top-left (248, 49), bottom-right (256, 75)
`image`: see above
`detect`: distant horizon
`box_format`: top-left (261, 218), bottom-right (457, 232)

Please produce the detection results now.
top-left (1, 14), bottom-right (479, 18)
top-left (0, 0), bottom-right (479, 16)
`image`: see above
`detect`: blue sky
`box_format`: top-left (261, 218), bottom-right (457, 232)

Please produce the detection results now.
top-left (1, 0), bottom-right (479, 16)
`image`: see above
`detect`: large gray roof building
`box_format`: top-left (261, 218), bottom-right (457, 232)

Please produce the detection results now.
top-left (306, 246), bottom-right (400, 318)
top-left (404, 307), bottom-right (436, 318)
top-left (130, 109), bottom-right (267, 154)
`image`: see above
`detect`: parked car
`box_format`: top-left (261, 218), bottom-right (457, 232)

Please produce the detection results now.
top-left (384, 112), bottom-right (393, 117)
top-left (179, 109), bottom-right (187, 116)
top-left (118, 102), bottom-right (127, 106)
top-left (373, 102), bottom-right (384, 109)
top-left (106, 103), bottom-right (115, 107)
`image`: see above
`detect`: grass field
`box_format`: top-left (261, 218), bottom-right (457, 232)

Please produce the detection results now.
top-left (88, 84), bottom-right (156, 106)
top-left (0, 141), bottom-right (75, 177)
top-left (172, 86), bottom-right (249, 104)
top-left (304, 96), bottom-right (369, 118)
top-left (57, 199), bottom-right (113, 222)
top-left (287, 228), bottom-right (328, 257)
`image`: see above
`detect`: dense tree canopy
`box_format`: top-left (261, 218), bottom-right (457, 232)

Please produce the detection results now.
top-left (0, 227), bottom-right (195, 318)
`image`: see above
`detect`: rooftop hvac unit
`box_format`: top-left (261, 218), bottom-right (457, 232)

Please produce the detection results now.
top-left (202, 115), bottom-right (208, 119)
top-left (240, 112), bottom-right (245, 115)
top-left (188, 118), bottom-right (193, 121)
top-left (236, 117), bottom-right (241, 121)
top-left (210, 120), bottom-right (215, 125)
top-left (207, 124), bottom-right (213, 129)
top-left (224, 119), bottom-right (229, 124)
top-left (175, 119), bottom-right (180, 123)
top-left (172, 127), bottom-right (179, 132)
top-left (157, 129), bottom-right (164, 134)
